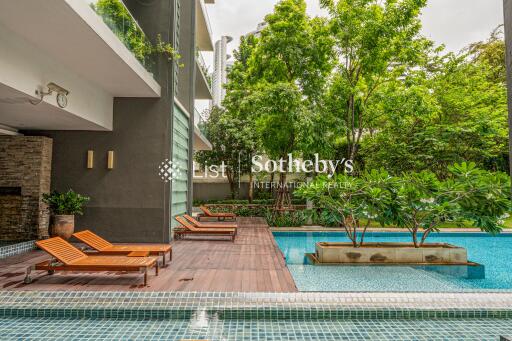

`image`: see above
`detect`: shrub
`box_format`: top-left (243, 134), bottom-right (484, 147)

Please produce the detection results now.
top-left (42, 190), bottom-right (90, 216)
top-left (265, 210), bottom-right (308, 227)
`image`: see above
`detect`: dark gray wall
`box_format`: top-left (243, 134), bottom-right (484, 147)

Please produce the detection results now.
top-left (25, 0), bottom-right (183, 243)
top-left (505, 0), bottom-right (512, 178)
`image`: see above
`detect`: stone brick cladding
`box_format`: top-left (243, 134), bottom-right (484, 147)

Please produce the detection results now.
top-left (0, 136), bottom-right (52, 241)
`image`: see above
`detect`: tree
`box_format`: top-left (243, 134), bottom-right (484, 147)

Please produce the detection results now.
top-left (320, 0), bottom-right (431, 161)
top-left (244, 0), bottom-right (334, 210)
top-left (195, 107), bottom-right (258, 199)
top-left (360, 27), bottom-right (509, 176)
top-left (390, 163), bottom-right (511, 247)
top-left (249, 83), bottom-right (306, 208)
top-left (224, 35), bottom-right (261, 202)
top-left (297, 169), bottom-right (395, 247)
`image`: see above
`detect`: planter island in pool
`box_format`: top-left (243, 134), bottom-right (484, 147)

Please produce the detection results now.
top-left (311, 242), bottom-right (469, 265)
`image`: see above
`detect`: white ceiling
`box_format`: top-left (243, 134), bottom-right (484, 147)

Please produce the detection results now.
top-left (0, 83), bottom-right (106, 131)
top-left (0, 0), bottom-right (160, 98)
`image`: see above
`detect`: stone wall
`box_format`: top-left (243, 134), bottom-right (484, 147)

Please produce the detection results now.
top-left (0, 136), bottom-right (52, 241)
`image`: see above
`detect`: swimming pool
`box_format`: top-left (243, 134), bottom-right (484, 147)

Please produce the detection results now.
top-left (0, 291), bottom-right (511, 340)
top-left (273, 232), bottom-right (512, 292)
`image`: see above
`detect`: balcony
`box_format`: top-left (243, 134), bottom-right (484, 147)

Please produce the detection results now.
top-left (90, 0), bottom-right (155, 75)
top-left (196, 0), bottom-right (214, 52)
top-left (195, 51), bottom-right (213, 100)
top-left (194, 109), bottom-right (212, 151)
top-left (0, 0), bottom-right (161, 98)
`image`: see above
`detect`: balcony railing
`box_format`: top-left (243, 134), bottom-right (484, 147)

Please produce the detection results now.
top-left (89, 0), bottom-right (155, 74)
top-left (196, 50), bottom-right (212, 90)
top-left (194, 108), bottom-right (208, 135)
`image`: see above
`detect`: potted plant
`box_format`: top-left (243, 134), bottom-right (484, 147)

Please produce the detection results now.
top-left (42, 190), bottom-right (90, 240)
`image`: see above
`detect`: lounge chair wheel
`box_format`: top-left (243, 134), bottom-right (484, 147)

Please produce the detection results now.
top-left (48, 270), bottom-right (55, 275)
top-left (23, 276), bottom-right (32, 284)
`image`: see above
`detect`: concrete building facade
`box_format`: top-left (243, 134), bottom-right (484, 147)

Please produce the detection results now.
top-left (0, 0), bottom-right (213, 243)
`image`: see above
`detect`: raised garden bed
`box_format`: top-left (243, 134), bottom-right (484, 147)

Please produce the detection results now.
top-left (314, 242), bottom-right (468, 264)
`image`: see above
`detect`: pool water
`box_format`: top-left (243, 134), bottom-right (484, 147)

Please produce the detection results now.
top-left (1, 316), bottom-right (511, 340)
top-left (273, 232), bottom-right (512, 292)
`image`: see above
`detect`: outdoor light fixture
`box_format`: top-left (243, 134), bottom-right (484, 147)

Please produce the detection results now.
top-left (107, 151), bottom-right (114, 170)
top-left (87, 150), bottom-right (94, 169)
top-left (30, 82), bottom-right (70, 108)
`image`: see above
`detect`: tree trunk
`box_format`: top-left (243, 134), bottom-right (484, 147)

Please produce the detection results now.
top-left (420, 229), bottom-right (431, 246)
top-left (226, 170), bottom-right (236, 199)
top-left (270, 172), bottom-right (275, 198)
top-left (248, 171), bottom-right (254, 203)
top-left (274, 172), bottom-right (290, 212)
top-left (412, 229), bottom-right (419, 248)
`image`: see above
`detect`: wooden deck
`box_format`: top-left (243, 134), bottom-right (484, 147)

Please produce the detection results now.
top-left (0, 217), bottom-right (298, 292)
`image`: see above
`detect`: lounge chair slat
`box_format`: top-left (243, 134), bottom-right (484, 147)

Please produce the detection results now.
top-left (36, 238), bottom-right (88, 265)
top-left (200, 206), bottom-right (236, 219)
top-left (73, 230), bottom-right (113, 251)
top-left (184, 215), bottom-right (237, 229)
top-left (174, 216), bottom-right (236, 241)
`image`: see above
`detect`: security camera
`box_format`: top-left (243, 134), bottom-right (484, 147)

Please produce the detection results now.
top-left (31, 82), bottom-right (70, 108)
top-left (47, 82), bottom-right (69, 96)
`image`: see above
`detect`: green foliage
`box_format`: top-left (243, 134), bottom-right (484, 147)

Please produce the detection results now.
top-left (389, 163), bottom-right (511, 246)
top-left (92, 0), bottom-right (180, 67)
top-left (203, 204), bottom-right (268, 217)
top-left (360, 26), bottom-right (508, 176)
top-left (224, 0), bottom-right (335, 208)
top-left (299, 163), bottom-right (511, 247)
top-left (307, 209), bottom-right (343, 227)
top-left (320, 0), bottom-right (431, 160)
top-left (194, 199), bottom-right (306, 206)
top-left (42, 190), bottom-right (90, 216)
top-left (250, 83), bottom-right (305, 159)
top-left (265, 210), bottom-right (308, 227)
top-left (195, 107), bottom-right (259, 199)
top-left (297, 169), bottom-right (395, 246)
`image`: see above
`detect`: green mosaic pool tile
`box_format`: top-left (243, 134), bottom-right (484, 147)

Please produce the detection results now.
top-left (0, 317), bottom-right (512, 340)
top-left (3, 306), bottom-right (512, 321)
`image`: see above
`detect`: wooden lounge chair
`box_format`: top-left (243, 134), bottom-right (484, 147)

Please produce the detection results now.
top-left (174, 216), bottom-right (236, 241)
top-left (25, 237), bottom-right (158, 286)
top-left (183, 214), bottom-right (238, 229)
top-left (73, 230), bottom-right (172, 266)
top-left (198, 205), bottom-right (236, 221)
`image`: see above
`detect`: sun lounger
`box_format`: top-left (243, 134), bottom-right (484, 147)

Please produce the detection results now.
top-left (183, 214), bottom-right (237, 229)
top-left (73, 230), bottom-right (172, 266)
top-left (25, 237), bottom-right (158, 286)
top-left (198, 205), bottom-right (237, 221)
top-left (174, 216), bottom-right (236, 241)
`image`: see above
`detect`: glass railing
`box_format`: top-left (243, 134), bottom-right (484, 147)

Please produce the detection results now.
top-left (89, 0), bottom-right (155, 74)
top-left (194, 108), bottom-right (208, 135)
top-left (196, 50), bottom-right (212, 90)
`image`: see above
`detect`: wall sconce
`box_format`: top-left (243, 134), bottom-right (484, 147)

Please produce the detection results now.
top-left (107, 151), bottom-right (114, 170)
top-left (87, 150), bottom-right (94, 169)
